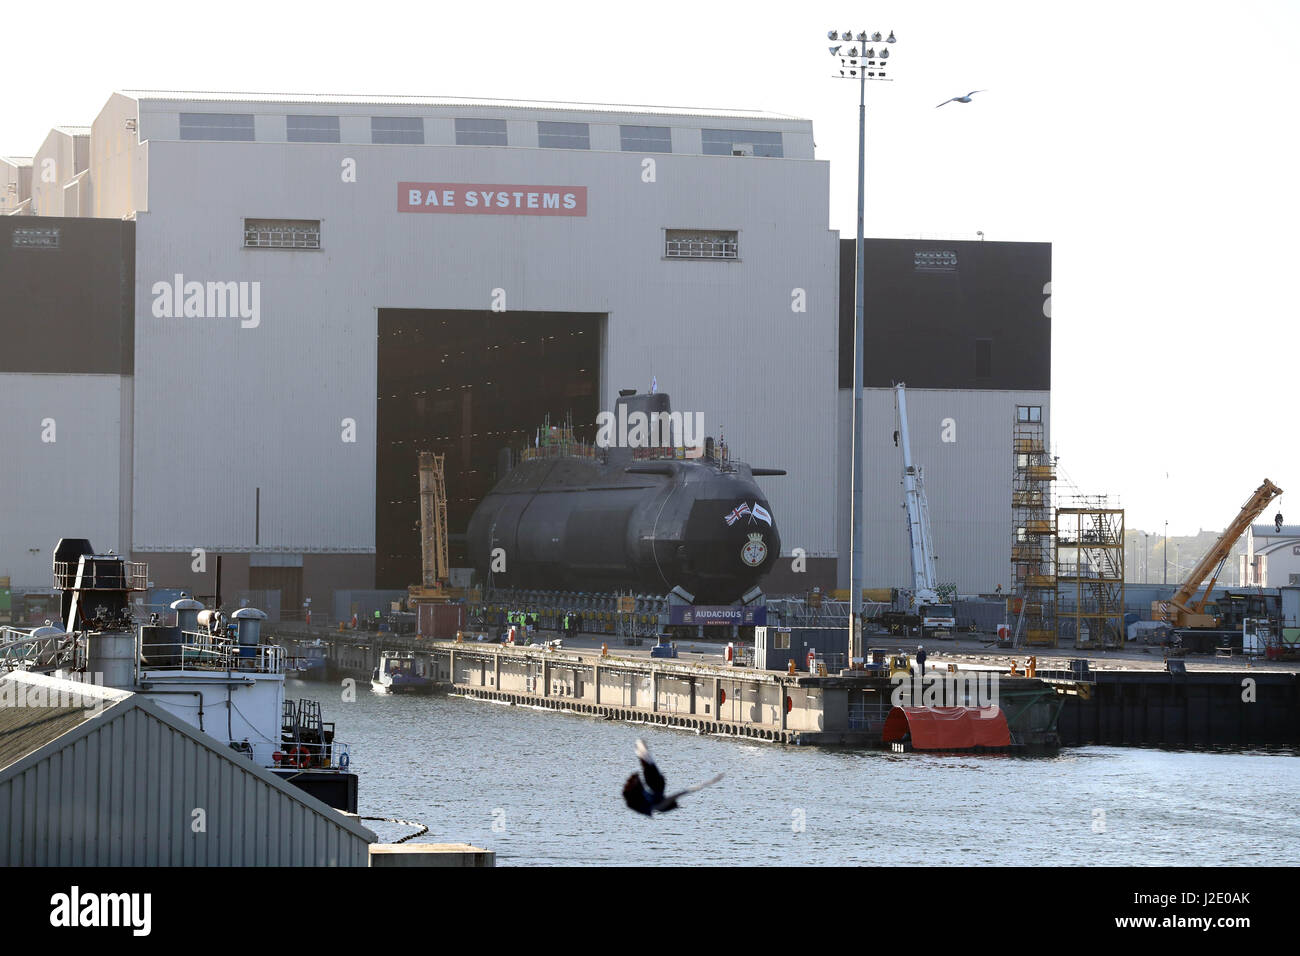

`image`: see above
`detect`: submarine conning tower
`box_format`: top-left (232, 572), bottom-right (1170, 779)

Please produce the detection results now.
top-left (601, 389), bottom-right (696, 466)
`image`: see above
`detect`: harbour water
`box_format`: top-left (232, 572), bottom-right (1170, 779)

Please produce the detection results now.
top-left (308, 681), bottom-right (1300, 866)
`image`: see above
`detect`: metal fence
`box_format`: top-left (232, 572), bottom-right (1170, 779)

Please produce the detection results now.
top-left (139, 631), bottom-right (284, 674)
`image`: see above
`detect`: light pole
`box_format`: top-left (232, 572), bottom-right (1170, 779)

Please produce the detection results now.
top-left (1163, 520), bottom-right (1168, 585)
top-left (826, 27), bottom-right (896, 668)
top-left (1143, 533), bottom-right (1149, 584)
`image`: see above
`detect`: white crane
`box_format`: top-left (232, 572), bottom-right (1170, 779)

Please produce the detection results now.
top-left (894, 384), bottom-right (956, 638)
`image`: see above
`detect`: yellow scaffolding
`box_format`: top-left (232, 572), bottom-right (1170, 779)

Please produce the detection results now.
top-left (1012, 418), bottom-right (1056, 646)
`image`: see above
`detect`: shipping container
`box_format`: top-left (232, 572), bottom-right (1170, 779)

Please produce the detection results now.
top-left (754, 626), bottom-right (848, 672)
top-left (417, 602), bottom-right (465, 640)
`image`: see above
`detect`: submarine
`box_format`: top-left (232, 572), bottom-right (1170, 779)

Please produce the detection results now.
top-left (466, 390), bottom-right (783, 604)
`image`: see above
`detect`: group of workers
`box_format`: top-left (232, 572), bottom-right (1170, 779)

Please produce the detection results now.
top-left (500, 609), bottom-right (588, 643)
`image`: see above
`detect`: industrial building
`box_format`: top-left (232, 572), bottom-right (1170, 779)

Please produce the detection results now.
top-left (0, 156), bottom-right (32, 215)
top-left (1244, 523), bottom-right (1300, 587)
top-left (0, 670), bottom-right (374, 865)
top-left (1, 90), bottom-right (1050, 610)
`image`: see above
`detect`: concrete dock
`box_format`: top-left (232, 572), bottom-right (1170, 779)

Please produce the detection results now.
top-left (270, 623), bottom-right (1300, 750)
top-left (294, 627), bottom-right (1068, 747)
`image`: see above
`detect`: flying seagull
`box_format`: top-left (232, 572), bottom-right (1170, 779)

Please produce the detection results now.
top-left (936, 90), bottom-right (985, 108)
top-left (622, 739), bottom-right (723, 816)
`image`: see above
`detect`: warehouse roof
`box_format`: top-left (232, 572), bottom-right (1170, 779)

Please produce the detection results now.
top-left (117, 89), bottom-right (805, 122)
top-left (0, 672), bottom-right (130, 770)
top-left (1251, 524), bottom-right (1300, 538)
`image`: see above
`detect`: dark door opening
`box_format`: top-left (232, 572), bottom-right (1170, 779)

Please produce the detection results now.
top-left (375, 308), bottom-right (603, 589)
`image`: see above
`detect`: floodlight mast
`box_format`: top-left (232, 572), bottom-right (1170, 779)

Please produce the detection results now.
top-left (825, 28), bottom-right (896, 668)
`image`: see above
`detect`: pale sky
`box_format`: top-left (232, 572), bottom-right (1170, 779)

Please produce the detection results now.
top-left (5, 0), bottom-right (1296, 537)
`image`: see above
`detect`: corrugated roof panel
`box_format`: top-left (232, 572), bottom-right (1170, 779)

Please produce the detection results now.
top-left (1251, 524), bottom-right (1299, 537)
top-left (119, 89), bottom-right (804, 122)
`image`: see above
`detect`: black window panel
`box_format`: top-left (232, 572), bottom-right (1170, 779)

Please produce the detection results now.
top-left (372, 117), bottom-right (424, 144)
top-left (0, 217), bottom-right (135, 375)
top-left (975, 339), bottom-right (992, 379)
top-left (179, 113), bottom-right (254, 141)
top-left (287, 115), bottom-right (341, 143)
top-left (837, 238), bottom-right (1052, 390)
top-left (701, 128), bottom-right (783, 157)
top-left (620, 125), bottom-right (671, 153)
top-left (538, 121), bottom-right (590, 150)
top-left (455, 118), bottom-right (508, 146)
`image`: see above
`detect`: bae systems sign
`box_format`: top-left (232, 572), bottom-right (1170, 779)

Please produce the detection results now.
top-left (398, 182), bottom-right (587, 216)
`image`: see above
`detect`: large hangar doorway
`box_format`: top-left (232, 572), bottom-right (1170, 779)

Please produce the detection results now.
top-left (375, 309), bottom-right (604, 589)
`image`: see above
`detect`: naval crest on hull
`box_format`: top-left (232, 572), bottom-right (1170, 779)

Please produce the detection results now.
top-left (741, 533), bottom-right (768, 568)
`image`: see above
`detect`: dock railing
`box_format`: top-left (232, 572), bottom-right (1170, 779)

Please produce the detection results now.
top-left (53, 560), bottom-right (148, 592)
top-left (272, 738), bottom-right (352, 772)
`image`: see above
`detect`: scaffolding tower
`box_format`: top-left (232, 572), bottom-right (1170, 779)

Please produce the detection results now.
top-left (1056, 499), bottom-right (1126, 649)
top-left (1012, 416), bottom-right (1057, 646)
top-left (417, 451), bottom-right (449, 589)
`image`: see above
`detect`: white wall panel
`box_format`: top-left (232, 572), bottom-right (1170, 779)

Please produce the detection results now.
top-left (0, 373), bottom-right (128, 587)
top-left (131, 139), bottom-right (839, 557)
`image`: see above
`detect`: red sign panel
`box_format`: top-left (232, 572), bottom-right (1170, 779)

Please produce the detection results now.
top-left (398, 182), bottom-right (587, 216)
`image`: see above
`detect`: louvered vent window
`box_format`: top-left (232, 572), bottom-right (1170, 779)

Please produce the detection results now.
top-left (244, 218), bottom-right (321, 249)
top-left (665, 229), bottom-right (738, 260)
top-left (12, 226), bottom-right (60, 249)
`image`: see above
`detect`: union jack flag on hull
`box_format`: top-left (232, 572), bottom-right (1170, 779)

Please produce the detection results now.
top-left (724, 502), bottom-right (752, 526)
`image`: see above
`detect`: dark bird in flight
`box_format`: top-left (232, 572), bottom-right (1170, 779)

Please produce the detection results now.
top-left (936, 90), bottom-right (985, 108)
top-left (622, 739), bottom-right (723, 816)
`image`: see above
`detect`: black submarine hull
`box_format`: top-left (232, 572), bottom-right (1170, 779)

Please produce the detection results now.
top-left (466, 395), bottom-right (781, 604)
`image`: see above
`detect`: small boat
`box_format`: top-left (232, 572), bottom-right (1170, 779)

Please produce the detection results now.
top-left (285, 639), bottom-right (327, 680)
top-left (371, 652), bottom-right (434, 694)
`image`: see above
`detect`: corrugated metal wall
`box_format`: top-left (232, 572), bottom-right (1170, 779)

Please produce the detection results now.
top-left (0, 701), bottom-right (371, 866)
top-left (130, 136), bottom-right (839, 560)
top-left (0, 373), bottom-right (129, 588)
top-left (836, 387), bottom-right (1051, 594)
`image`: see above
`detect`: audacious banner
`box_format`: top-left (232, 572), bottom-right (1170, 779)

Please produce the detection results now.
top-left (669, 605), bottom-right (767, 626)
top-left (398, 182), bottom-right (587, 216)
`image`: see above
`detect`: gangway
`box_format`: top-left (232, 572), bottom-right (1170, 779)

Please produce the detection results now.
top-left (0, 625), bottom-right (80, 673)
